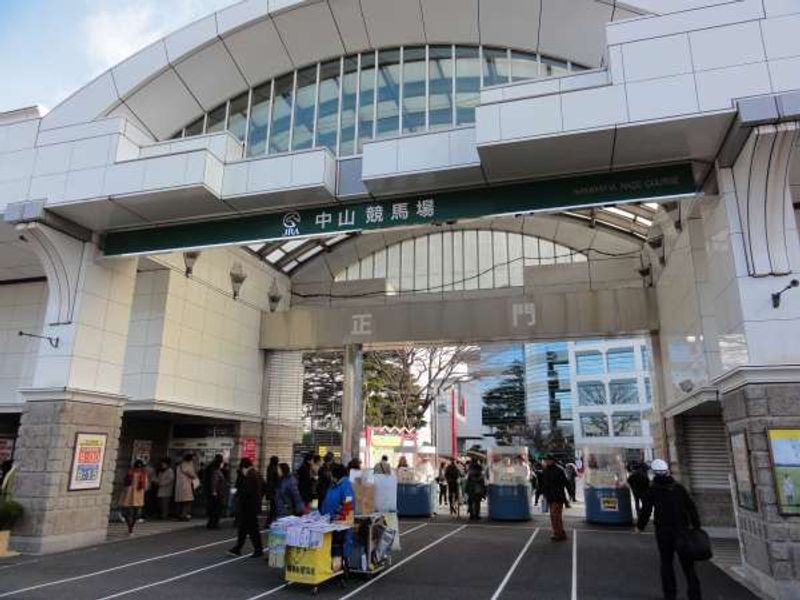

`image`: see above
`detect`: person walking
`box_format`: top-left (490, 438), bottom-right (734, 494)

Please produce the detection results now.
top-left (205, 454), bottom-right (225, 529)
top-left (119, 460), bottom-right (149, 534)
top-left (564, 462), bottom-right (578, 503)
top-left (437, 461), bottom-right (448, 506)
top-left (465, 459), bottom-right (487, 520)
top-left (317, 452), bottom-right (334, 506)
top-left (540, 454), bottom-right (570, 541)
top-left (228, 458), bottom-right (264, 557)
top-left (175, 454), bottom-right (199, 521)
top-left (264, 455), bottom-right (280, 527)
top-left (373, 455), bottom-right (392, 475)
top-left (636, 459), bottom-right (702, 600)
top-left (155, 458), bottom-right (174, 520)
top-left (444, 458), bottom-right (462, 516)
top-left (275, 462), bottom-right (304, 518)
top-left (297, 453), bottom-right (316, 510)
top-left (627, 462), bottom-right (650, 521)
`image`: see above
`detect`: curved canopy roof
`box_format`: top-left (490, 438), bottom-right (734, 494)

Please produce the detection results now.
top-left (41, 0), bottom-right (645, 139)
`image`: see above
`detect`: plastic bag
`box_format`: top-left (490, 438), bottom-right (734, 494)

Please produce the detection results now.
top-left (374, 474), bottom-right (398, 512)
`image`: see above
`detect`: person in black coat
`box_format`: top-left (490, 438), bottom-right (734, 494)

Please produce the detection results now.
top-left (636, 459), bottom-right (702, 600)
top-left (465, 460), bottom-right (486, 520)
top-left (296, 454), bottom-right (318, 509)
top-left (317, 452), bottom-right (334, 507)
top-left (264, 455), bottom-right (280, 527)
top-left (228, 458), bottom-right (264, 557)
top-left (539, 454), bottom-right (570, 541)
top-left (627, 462), bottom-right (650, 521)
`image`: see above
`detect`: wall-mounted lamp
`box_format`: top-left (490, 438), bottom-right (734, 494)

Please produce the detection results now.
top-left (267, 279), bottom-right (283, 313)
top-left (19, 330), bottom-right (59, 349)
top-left (183, 251), bottom-right (200, 277)
top-left (772, 279), bottom-right (799, 308)
top-left (229, 262), bottom-right (247, 300)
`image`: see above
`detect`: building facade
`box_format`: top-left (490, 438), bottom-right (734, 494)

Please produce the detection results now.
top-left (2, 0), bottom-right (800, 597)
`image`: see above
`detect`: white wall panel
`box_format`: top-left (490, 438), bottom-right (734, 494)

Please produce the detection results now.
top-left (273, 2), bottom-right (345, 67)
top-left (626, 74), bottom-right (699, 121)
top-left (41, 73), bottom-right (120, 131)
top-left (420, 0), bottom-right (479, 44)
top-left (125, 70), bottom-right (204, 140)
top-left (360, 0), bottom-right (426, 47)
top-left (223, 18), bottom-right (294, 86)
top-left (761, 14), bottom-right (800, 60)
top-left (478, 0), bottom-right (540, 52)
top-left (329, 0), bottom-right (371, 53)
top-left (165, 14), bottom-right (218, 63)
top-left (694, 62), bottom-right (771, 111)
top-left (113, 41), bottom-right (170, 98)
top-left (689, 21), bottom-right (765, 71)
top-left (539, 0), bottom-right (610, 68)
top-left (216, 0), bottom-right (271, 35)
top-left (562, 85), bottom-right (627, 131)
top-left (621, 34), bottom-right (692, 82)
top-left (769, 56), bottom-right (800, 93)
top-left (174, 42), bottom-right (249, 111)
top-left (0, 283), bottom-right (46, 405)
top-left (500, 95), bottom-right (563, 139)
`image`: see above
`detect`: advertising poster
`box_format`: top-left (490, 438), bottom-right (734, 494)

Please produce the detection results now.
top-left (730, 431), bottom-right (756, 510)
top-left (241, 437), bottom-right (258, 462)
top-left (768, 429), bottom-right (800, 515)
top-left (131, 439), bottom-right (152, 465)
top-left (69, 433), bottom-right (108, 491)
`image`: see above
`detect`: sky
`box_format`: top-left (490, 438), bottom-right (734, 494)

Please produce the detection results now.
top-left (0, 0), bottom-right (238, 114)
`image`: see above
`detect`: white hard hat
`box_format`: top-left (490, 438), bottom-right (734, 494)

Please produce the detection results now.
top-left (650, 459), bottom-right (669, 474)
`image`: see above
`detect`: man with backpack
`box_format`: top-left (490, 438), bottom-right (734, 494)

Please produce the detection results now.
top-left (636, 458), bottom-right (703, 600)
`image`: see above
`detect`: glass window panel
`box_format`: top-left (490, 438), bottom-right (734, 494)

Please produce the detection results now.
top-left (400, 238), bottom-right (414, 291)
top-left (292, 66), bottom-right (317, 151)
top-left (455, 46), bottom-right (480, 125)
top-left (386, 244), bottom-right (401, 293)
top-left (360, 254), bottom-right (374, 279)
top-left (316, 59), bottom-right (340, 152)
top-left (483, 47), bottom-right (510, 87)
top-left (247, 84), bottom-right (270, 156)
top-left (581, 413), bottom-right (609, 437)
top-left (576, 351), bottom-right (604, 375)
top-left (478, 230), bottom-right (493, 289)
top-left (429, 45), bottom-right (453, 131)
top-left (612, 412), bottom-right (642, 437)
top-left (206, 103), bottom-right (226, 133)
top-left (358, 52), bottom-right (376, 152)
top-left (610, 379), bottom-right (639, 405)
top-left (228, 92), bottom-right (249, 143)
top-left (402, 47), bottom-right (426, 133)
top-left (429, 233), bottom-right (443, 292)
top-left (644, 377), bottom-right (652, 404)
top-left (463, 230), bottom-right (478, 290)
top-left (373, 249), bottom-right (386, 279)
top-left (340, 57), bottom-right (359, 156)
top-left (607, 347), bottom-right (635, 372)
top-left (542, 56), bottom-right (570, 78)
top-left (509, 232), bottom-right (523, 286)
top-left (185, 116), bottom-right (204, 137)
top-left (493, 231), bottom-right (509, 287)
top-left (540, 239), bottom-right (554, 265)
top-left (442, 231), bottom-right (454, 291)
top-left (641, 345), bottom-right (652, 371)
top-left (270, 74), bottom-right (293, 153)
top-left (523, 235), bottom-right (539, 266)
top-left (414, 235), bottom-right (428, 291)
top-left (376, 49), bottom-right (401, 138)
top-left (511, 51), bottom-right (539, 82)
top-left (578, 381), bottom-right (606, 406)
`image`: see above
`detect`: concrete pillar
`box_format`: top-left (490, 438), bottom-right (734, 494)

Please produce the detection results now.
top-left (262, 351), bottom-right (304, 464)
top-left (9, 224), bottom-right (137, 554)
top-left (341, 344), bottom-right (363, 464)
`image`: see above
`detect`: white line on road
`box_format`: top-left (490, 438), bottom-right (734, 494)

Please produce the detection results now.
top-left (399, 523), bottom-right (428, 536)
top-left (337, 525), bottom-right (467, 600)
top-left (489, 528), bottom-right (540, 600)
top-left (94, 555), bottom-right (248, 600)
top-left (571, 529), bottom-right (578, 600)
top-left (0, 536), bottom-right (237, 598)
top-left (0, 559), bottom-right (40, 572)
top-left (244, 583), bottom-right (290, 600)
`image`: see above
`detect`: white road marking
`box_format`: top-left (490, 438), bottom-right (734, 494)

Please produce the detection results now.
top-left (0, 536), bottom-right (237, 598)
top-left (94, 555), bottom-right (248, 600)
top-left (337, 525), bottom-right (468, 600)
top-left (571, 529), bottom-right (578, 600)
top-left (0, 559), bottom-right (40, 572)
top-left (489, 528), bottom-right (540, 600)
top-left (399, 523), bottom-right (428, 536)
top-left (244, 583), bottom-right (289, 599)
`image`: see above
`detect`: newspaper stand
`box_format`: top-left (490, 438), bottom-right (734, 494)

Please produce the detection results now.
top-left (583, 447), bottom-right (633, 525)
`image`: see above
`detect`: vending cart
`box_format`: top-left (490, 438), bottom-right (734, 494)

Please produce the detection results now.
top-left (583, 447), bottom-right (633, 525)
top-left (487, 447), bottom-right (532, 521)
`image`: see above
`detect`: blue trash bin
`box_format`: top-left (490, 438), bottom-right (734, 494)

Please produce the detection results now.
top-left (488, 484), bottom-right (532, 521)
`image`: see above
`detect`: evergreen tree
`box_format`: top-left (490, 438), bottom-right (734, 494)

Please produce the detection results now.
top-left (481, 360), bottom-right (526, 446)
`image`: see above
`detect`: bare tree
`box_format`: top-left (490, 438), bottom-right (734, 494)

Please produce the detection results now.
top-left (364, 345), bottom-right (477, 429)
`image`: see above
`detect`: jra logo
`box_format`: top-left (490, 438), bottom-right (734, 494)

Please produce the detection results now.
top-left (282, 212), bottom-right (301, 236)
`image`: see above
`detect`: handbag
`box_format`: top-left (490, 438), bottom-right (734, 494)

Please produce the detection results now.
top-left (680, 528), bottom-right (713, 562)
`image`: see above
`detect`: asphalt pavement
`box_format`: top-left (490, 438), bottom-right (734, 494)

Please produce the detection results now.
top-left (0, 514), bottom-right (760, 600)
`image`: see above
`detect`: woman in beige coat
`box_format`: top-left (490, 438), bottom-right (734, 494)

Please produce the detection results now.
top-left (120, 460), bottom-right (149, 534)
top-left (175, 454), bottom-right (199, 520)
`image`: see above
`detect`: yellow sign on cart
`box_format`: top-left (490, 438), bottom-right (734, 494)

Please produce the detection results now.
top-left (285, 532), bottom-right (336, 585)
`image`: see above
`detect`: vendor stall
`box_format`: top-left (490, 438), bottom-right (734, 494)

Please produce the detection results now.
top-left (396, 462), bottom-right (437, 517)
top-left (583, 447), bottom-right (633, 525)
top-left (487, 447), bottom-right (532, 521)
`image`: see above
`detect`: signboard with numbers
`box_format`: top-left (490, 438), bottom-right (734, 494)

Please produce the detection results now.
top-left (68, 433), bottom-right (108, 491)
top-left (103, 164), bottom-right (695, 256)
